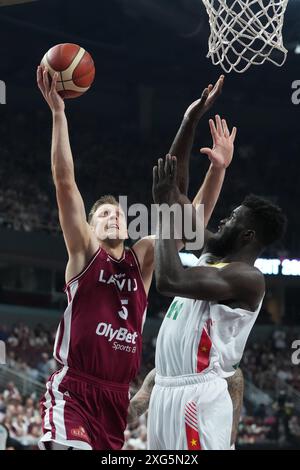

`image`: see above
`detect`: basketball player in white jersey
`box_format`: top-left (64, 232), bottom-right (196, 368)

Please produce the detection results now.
top-left (149, 154), bottom-right (286, 450)
top-left (128, 117), bottom-right (243, 447)
top-left (36, 66), bottom-right (232, 449)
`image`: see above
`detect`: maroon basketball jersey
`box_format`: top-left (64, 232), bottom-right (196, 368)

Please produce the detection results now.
top-left (53, 247), bottom-right (148, 384)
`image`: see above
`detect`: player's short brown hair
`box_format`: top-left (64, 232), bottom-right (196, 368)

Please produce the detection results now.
top-left (88, 195), bottom-right (119, 224)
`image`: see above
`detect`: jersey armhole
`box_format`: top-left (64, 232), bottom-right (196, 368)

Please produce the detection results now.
top-left (130, 247), bottom-right (148, 300)
top-left (64, 247), bottom-right (101, 292)
top-left (130, 246), bottom-right (143, 277)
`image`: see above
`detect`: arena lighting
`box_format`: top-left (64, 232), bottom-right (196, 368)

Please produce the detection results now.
top-left (179, 253), bottom-right (300, 276)
top-left (254, 258), bottom-right (281, 275)
top-left (295, 44), bottom-right (300, 54)
top-left (281, 259), bottom-right (300, 276)
top-left (255, 258), bottom-right (300, 276)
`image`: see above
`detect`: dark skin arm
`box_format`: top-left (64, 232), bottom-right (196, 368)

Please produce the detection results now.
top-left (152, 155), bottom-right (265, 310)
top-left (171, 76), bottom-right (224, 195)
top-left (127, 368), bottom-right (156, 425)
top-left (131, 80), bottom-right (226, 288)
top-left (226, 368), bottom-right (244, 446)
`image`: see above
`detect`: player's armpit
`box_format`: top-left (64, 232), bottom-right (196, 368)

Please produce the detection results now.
top-left (65, 251), bottom-right (92, 285)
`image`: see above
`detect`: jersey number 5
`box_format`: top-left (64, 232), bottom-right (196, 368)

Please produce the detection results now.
top-left (118, 299), bottom-right (128, 320)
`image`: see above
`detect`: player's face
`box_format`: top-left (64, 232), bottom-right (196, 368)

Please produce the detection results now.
top-left (217, 206), bottom-right (245, 233)
top-left (92, 204), bottom-right (128, 242)
top-left (207, 205), bottom-right (248, 256)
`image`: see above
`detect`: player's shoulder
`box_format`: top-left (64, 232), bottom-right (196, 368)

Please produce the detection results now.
top-left (223, 261), bottom-right (263, 277)
top-left (221, 261), bottom-right (265, 297)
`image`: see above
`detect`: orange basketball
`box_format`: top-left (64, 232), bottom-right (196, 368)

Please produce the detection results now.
top-left (41, 43), bottom-right (95, 99)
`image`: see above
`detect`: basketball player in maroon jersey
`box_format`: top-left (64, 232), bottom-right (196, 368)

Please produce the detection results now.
top-left (36, 65), bottom-right (229, 450)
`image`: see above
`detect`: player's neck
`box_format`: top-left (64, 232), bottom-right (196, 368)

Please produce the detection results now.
top-left (100, 241), bottom-right (125, 260)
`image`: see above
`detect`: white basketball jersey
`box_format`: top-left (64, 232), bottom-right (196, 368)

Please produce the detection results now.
top-left (155, 253), bottom-right (264, 378)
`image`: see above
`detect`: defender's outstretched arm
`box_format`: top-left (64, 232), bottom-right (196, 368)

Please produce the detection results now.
top-left (170, 76), bottom-right (224, 196)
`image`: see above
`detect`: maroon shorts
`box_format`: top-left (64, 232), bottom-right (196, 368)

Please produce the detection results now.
top-left (39, 366), bottom-right (130, 450)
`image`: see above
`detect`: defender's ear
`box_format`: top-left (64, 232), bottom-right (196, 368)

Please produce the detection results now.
top-left (243, 229), bottom-right (255, 242)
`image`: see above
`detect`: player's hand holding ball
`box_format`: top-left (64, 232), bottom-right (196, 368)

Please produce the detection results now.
top-left (37, 43), bottom-right (95, 113)
top-left (37, 67), bottom-right (65, 114)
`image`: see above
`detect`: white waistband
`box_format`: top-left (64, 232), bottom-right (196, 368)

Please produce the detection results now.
top-left (155, 370), bottom-right (223, 387)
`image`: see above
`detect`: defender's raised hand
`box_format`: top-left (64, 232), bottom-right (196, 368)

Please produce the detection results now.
top-left (37, 66), bottom-right (65, 113)
top-left (184, 75), bottom-right (224, 123)
top-left (152, 154), bottom-right (180, 205)
top-left (200, 115), bottom-right (237, 169)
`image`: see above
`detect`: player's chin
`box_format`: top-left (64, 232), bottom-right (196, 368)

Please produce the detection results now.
top-left (104, 230), bottom-right (127, 242)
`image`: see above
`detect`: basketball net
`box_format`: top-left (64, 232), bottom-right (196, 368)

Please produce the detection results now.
top-left (202, 0), bottom-right (289, 73)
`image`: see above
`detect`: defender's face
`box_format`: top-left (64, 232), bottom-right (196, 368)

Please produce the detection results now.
top-left (216, 206), bottom-right (244, 238)
top-left (91, 204), bottom-right (128, 241)
top-left (207, 205), bottom-right (249, 257)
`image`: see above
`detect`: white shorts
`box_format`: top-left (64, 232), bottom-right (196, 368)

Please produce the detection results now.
top-left (147, 371), bottom-right (233, 450)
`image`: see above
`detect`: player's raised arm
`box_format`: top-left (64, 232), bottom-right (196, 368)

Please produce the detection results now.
top-left (37, 67), bottom-right (92, 265)
top-left (193, 115), bottom-right (237, 228)
top-left (170, 75), bottom-right (224, 196)
top-left (152, 155), bottom-right (265, 308)
top-left (131, 81), bottom-right (226, 289)
top-left (177, 114), bottom-right (237, 250)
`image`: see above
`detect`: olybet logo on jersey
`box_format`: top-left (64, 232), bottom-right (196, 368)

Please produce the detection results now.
top-left (96, 322), bottom-right (138, 353)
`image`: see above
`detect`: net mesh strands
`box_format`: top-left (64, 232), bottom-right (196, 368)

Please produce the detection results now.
top-left (202, 0), bottom-right (289, 73)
